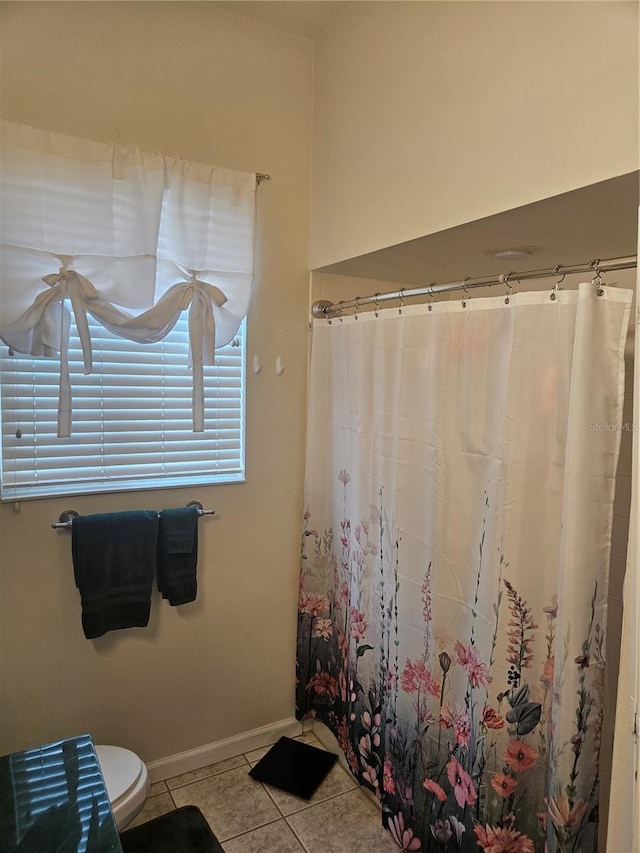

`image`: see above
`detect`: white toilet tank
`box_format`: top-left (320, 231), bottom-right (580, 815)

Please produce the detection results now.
top-left (96, 744), bottom-right (150, 831)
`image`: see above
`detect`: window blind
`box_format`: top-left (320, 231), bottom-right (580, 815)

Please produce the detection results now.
top-left (0, 313), bottom-right (245, 500)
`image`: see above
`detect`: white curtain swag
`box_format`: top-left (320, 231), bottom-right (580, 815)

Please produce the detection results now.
top-left (0, 120), bottom-right (256, 435)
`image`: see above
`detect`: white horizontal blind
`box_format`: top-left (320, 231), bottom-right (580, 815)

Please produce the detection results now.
top-left (0, 313), bottom-right (245, 500)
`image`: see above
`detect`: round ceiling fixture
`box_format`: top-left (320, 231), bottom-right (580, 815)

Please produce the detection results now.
top-left (486, 245), bottom-right (541, 261)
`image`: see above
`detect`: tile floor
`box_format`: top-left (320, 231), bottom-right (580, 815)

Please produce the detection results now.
top-left (129, 733), bottom-right (398, 852)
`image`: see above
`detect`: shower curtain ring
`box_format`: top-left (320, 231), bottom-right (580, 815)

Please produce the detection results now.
top-left (399, 288), bottom-right (405, 314)
top-left (354, 296), bottom-right (361, 320)
top-left (550, 265), bottom-right (565, 301)
top-left (503, 271), bottom-right (514, 305)
top-left (374, 293), bottom-right (380, 318)
top-left (461, 277), bottom-right (470, 308)
top-left (428, 286), bottom-right (436, 311)
top-left (590, 259), bottom-right (605, 295)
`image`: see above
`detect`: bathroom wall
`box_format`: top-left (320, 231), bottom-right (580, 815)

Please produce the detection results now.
top-left (605, 315), bottom-right (635, 843)
top-left (0, 2), bottom-right (313, 762)
top-left (310, 1), bottom-right (639, 269)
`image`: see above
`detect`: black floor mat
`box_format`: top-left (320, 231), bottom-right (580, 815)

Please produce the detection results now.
top-left (119, 805), bottom-right (224, 853)
top-left (248, 736), bottom-right (338, 800)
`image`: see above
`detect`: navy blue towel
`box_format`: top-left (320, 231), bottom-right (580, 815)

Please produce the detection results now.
top-left (71, 510), bottom-right (159, 639)
top-left (157, 507), bottom-right (199, 606)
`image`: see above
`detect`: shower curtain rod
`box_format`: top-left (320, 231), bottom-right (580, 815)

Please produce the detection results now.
top-left (311, 254), bottom-right (638, 318)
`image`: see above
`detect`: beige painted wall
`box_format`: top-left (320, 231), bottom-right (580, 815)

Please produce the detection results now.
top-left (608, 221), bottom-right (639, 849)
top-left (311, 1), bottom-right (639, 269)
top-left (0, 2), bottom-right (313, 762)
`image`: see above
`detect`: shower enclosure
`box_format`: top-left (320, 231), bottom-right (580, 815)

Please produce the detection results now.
top-left (297, 271), bottom-right (633, 852)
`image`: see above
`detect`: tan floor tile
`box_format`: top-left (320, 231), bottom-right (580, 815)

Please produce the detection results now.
top-left (127, 792), bottom-right (175, 828)
top-left (286, 788), bottom-right (397, 853)
top-left (243, 746), bottom-right (272, 767)
top-left (222, 819), bottom-right (305, 852)
top-left (294, 732), bottom-right (320, 746)
top-left (148, 780), bottom-right (168, 796)
top-left (264, 762), bottom-right (356, 816)
top-left (170, 764), bottom-right (280, 842)
top-left (166, 755), bottom-right (248, 789)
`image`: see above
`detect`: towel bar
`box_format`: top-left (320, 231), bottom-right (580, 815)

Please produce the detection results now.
top-left (51, 501), bottom-right (215, 529)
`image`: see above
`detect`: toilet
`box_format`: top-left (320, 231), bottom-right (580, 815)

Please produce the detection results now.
top-left (95, 744), bottom-right (150, 831)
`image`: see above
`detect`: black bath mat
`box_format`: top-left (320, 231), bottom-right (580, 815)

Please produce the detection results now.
top-left (249, 736), bottom-right (338, 799)
top-left (119, 805), bottom-right (224, 853)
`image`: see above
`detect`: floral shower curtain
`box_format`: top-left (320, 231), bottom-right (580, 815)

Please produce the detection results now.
top-left (297, 283), bottom-right (632, 852)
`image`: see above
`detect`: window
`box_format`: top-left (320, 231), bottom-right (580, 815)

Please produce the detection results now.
top-left (0, 120), bottom-right (257, 500)
top-left (0, 315), bottom-right (246, 500)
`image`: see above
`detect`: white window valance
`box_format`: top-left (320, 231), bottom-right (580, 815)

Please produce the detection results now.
top-left (0, 120), bottom-right (256, 435)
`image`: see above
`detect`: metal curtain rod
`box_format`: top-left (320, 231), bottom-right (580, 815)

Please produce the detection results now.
top-left (311, 255), bottom-right (638, 318)
top-left (256, 173), bottom-right (271, 185)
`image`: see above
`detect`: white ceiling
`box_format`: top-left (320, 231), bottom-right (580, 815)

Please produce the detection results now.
top-left (214, 1), bottom-right (351, 39)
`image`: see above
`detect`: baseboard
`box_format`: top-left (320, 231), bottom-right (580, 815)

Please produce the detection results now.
top-left (146, 717), bottom-right (303, 783)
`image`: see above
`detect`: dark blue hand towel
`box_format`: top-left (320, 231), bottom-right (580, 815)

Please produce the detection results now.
top-left (157, 507), bottom-right (199, 606)
top-left (71, 510), bottom-right (159, 639)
